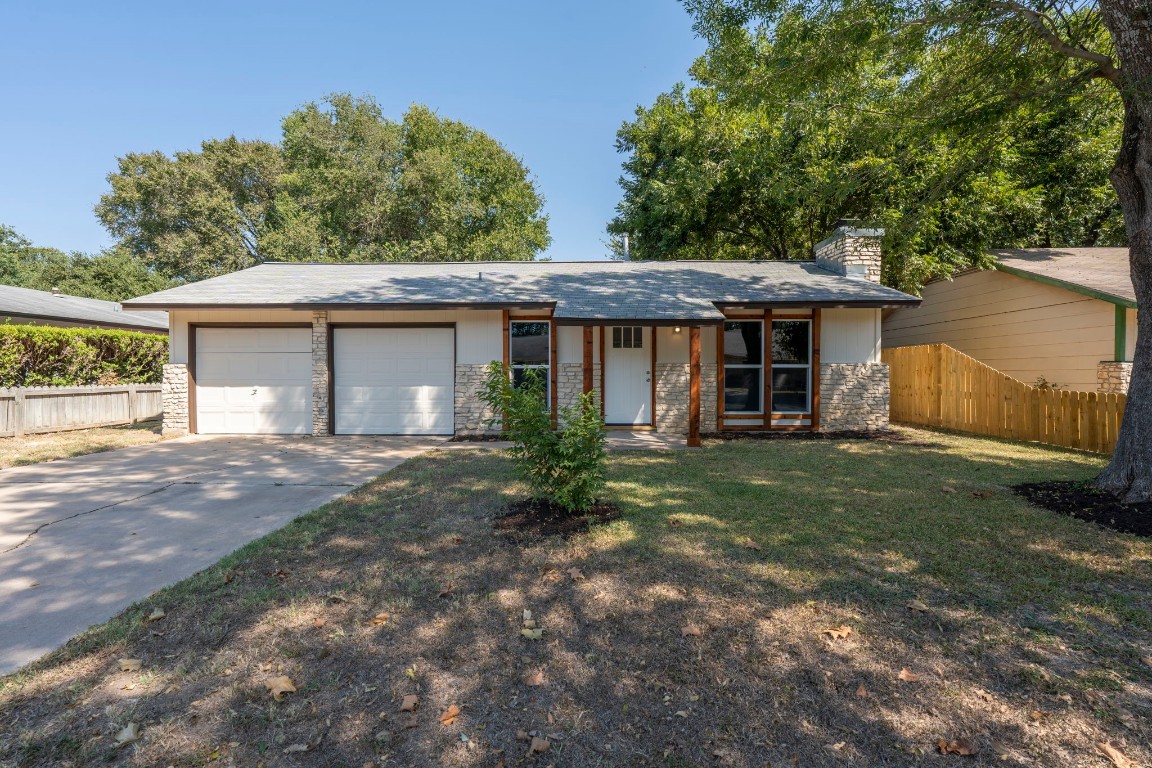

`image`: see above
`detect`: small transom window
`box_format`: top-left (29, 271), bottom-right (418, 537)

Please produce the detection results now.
top-left (612, 326), bottom-right (643, 349)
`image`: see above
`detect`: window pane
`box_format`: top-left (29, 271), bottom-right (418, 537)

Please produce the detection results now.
top-left (771, 367), bottom-right (809, 412)
top-left (512, 367), bottom-right (548, 399)
top-left (772, 321), bottom-right (810, 364)
top-left (724, 367), bottom-right (762, 412)
top-left (511, 322), bottom-right (549, 364)
top-left (723, 321), bottom-right (762, 364)
top-left (612, 327), bottom-right (622, 348)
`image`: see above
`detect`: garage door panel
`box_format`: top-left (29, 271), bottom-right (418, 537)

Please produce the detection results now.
top-left (195, 327), bottom-right (312, 435)
top-left (333, 327), bottom-right (455, 436)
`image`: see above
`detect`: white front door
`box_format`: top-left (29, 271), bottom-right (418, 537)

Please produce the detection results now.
top-left (333, 327), bottom-right (455, 435)
top-left (604, 326), bottom-right (652, 425)
top-left (195, 327), bottom-right (313, 434)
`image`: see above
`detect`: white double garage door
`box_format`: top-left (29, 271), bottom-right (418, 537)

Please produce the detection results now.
top-left (195, 327), bottom-right (454, 435)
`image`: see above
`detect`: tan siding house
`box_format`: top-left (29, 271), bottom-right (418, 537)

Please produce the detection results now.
top-left (883, 248), bottom-right (1137, 393)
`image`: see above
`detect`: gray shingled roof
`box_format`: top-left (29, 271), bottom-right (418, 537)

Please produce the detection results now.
top-left (123, 260), bottom-right (920, 321)
top-left (0, 284), bottom-right (169, 331)
top-left (992, 248), bottom-right (1134, 306)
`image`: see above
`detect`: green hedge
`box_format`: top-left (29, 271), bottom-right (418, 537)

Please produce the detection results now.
top-left (0, 325), bottom-right (168, 388)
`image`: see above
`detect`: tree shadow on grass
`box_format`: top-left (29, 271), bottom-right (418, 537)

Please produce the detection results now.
top-left (2, 437), bottom-right (1149, 767)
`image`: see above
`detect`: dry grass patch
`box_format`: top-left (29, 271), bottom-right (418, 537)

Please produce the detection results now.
top-left (0, 422), bottom-right (164, 469)
top-left (0, 428), bottom-right (1149, 767)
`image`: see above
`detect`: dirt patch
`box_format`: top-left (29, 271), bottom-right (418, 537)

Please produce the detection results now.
top-left (1013, 480), bottom-right (1152, 537)
top-left (493, 497), bottom-right (620, 538)
top-left (705, 428), bottom-right (939, 446)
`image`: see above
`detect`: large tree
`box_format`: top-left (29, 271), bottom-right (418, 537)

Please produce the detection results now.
top-left (1, 224), bottom-right (171, 301)
top-left (669, 1), bottom-right (1150, 500)
top-left (611, 4), bottom-right (1125, 291)
top-left (96, 95), bottom-right (550, 282)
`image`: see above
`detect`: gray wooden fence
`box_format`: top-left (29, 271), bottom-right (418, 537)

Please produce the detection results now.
top-left (0, 384), bottom-right (162, 438)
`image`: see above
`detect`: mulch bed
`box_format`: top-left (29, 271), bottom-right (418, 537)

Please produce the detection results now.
top-left (1013, 480), bottom-right (1152, 537)
top-left (705, 429), bottom-right (938, 446)
top-left (493, 498), bottom-right (620, 538)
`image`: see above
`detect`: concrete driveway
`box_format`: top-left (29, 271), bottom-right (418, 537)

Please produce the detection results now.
top-left (0, 435), bottom-right (442, 674)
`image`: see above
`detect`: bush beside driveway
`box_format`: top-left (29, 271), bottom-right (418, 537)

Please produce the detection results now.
top-left (1, 428), bottom-right (1149, 767)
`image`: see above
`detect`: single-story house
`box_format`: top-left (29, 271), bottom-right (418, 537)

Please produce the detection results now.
top-left (882, 248), bottom-right (1137, 393)
top-left (123, 225), bottom-right (919, 445)
top-left (0, 283), bottom-right (168, 334)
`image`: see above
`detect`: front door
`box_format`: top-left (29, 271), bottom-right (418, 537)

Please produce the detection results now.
top-left (604, 326), bottom-right (652, 425)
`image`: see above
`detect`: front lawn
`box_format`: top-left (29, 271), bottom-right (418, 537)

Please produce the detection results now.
top-left (0, 421), bottom-right (164, 470)
top-left (2, 429), bottom-right (1149, 767)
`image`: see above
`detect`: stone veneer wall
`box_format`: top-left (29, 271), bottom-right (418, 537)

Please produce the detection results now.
top-left (311, 311), bottom-right (330, 435)
top-left (819, 363), bottom-right (889, 431)
top-left (455, 364), bottom-right (498, 435)
top-left (813, 227), bottom-right (884, 283)
top-left (555, 363), bottom-right (601, 418)
top-left (1097, 361), bottom-right (1132, 394)
top-left (655, 362), bottom-right (718, 434)
top-left (161, 363), bottom-right (189, 436)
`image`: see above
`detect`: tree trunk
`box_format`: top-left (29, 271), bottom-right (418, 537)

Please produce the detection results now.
top-left (1093, 1), bottom-right (1152, 502)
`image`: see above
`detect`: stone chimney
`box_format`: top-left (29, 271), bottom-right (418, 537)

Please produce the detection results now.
top-left (813, 219), bottom-right (884, 283)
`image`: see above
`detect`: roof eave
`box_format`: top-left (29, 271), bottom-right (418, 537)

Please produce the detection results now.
top-left (994, 263), bottom-right (1137, 308)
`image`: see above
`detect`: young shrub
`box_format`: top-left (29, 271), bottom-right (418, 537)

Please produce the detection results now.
top-left (478, 361), bottom-right (607, 513)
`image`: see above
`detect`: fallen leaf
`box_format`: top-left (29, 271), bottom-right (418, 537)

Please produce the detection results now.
top-left (266, 675), bottom-right (297, 701)
top-left (516, 729), bottom-right (531, 741)
top-left (114, 722), bottom-right (140, 747)
top-left (667, 516), bottom-right (682, 528)
top-left (438, 583), bottom-right (453, 598)
top-left (529, 737), bottom-right (550, 754)
top-left (681, 624), bottom-right (702, 637)
top-left (567, 567), bottom-right (586, 581)
top-left (898, 668), bottom-right (921, 683)
top-left (937, 738), bottom-right (978, 756)
top-left (523, 670), bottom-right (546, 686)
top-left (542, 568), bottom-right (562, 581)
top-left (367, 613), bottom-right (389, 626)
top-left (675, 710), bottom-right (689, 718)
top-left (1029, 709), bottom-right (1044, 722)
top-left (941, 485), bottom-right (957, 494)
top-left (440, 705), bottom-right (461, 726)
top-left (907, 599), bottom-right (930, 612)
top-left (822, 625), bottom-right (853, 640)
top-left (523, 609), bottom-right (533, 624)
top-left (400, 695), bottom-right (419, 712)
top-left (1096, 742), bottom-right (1136, 768)
top-left (828, 741), bottom-right (846, 751)
top-left (118, 658), bottom-right (142, 673)
top-left (855, 683), bottom-right (868, 698)
top-left (971, 491), bottom-right (993, 498)
top-left (741, 537), bottom-right (763, 551)
top-left (283, 744), bottom-right (310, 754)
top-left (404, 713), bottom-right (418, 729)
top-left (146, 607), bottom-right (165, 622)
top-left (312, 617), bottom-right (327, 628)
top-left (271, 568), bottom-right (288, 580)
top-left (521, 628), bottom-right (543, 640)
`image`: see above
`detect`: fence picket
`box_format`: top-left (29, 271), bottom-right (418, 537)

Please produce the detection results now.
top-left (882, 344), bottom-right (1123, 455)
top-left (0, 385), bottom-right (162, 438)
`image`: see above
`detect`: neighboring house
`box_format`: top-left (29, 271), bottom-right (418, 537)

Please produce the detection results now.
top-left (123, 225), bottom-right (919, 444)
top-left (0, 283), bottom-right (168, 334)
top-left (882, 248), bottom-right (1136, 393)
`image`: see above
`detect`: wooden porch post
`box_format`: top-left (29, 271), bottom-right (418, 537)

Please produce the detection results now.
top-left (583, 326), bottom-right (594, 393)
top-left (688, 326), bottom-right (701, 447)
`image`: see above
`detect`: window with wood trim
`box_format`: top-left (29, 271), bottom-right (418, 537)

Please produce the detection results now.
top-left (723, 320), bottom-right (763, 414)
top-left (771, 320), bottom-right (811, 413)
top-left (509, 320), bottom-right (551, 404)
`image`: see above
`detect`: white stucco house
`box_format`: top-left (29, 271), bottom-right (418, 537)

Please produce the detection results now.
top-left (123, 225), bottom-right (919, 445)
top-left (883, 248), bottom-right (1137, 393)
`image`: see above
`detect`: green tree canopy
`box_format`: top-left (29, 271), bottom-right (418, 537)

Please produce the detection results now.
top-left (1, 224), bottom-right (171, 302)
top-left (610, 3), bottom-right (1125, 291)
top-left (97, 95), bottom-right (551, 282)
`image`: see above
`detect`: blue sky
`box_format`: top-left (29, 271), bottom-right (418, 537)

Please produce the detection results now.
top-left (0, 1), bottom-right (705, 262)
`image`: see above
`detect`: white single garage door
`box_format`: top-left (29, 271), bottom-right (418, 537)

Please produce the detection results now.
top-left (195, 327), bottom-right (312, 434)
top-left (333, 327), bottom-right (455, 435)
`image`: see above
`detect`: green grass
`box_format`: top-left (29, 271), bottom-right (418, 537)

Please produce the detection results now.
top-left (2, 428), bottom-right (1149, 768)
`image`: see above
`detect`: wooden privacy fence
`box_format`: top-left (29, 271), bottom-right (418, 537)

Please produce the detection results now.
top-left (0, 384), bottom-right (162, 438)
top-left (882, 344), bottom-right (1125, 455)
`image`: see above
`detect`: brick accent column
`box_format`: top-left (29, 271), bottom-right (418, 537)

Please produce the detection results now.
top-left (1097, 361), bottom-right (1132, 394)
top-left (312, 311), bottom-right (330, 435)
top-left (819, 363), bottom-right (889, 431)
top-left (161, 363), bottom-right (189, 436)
